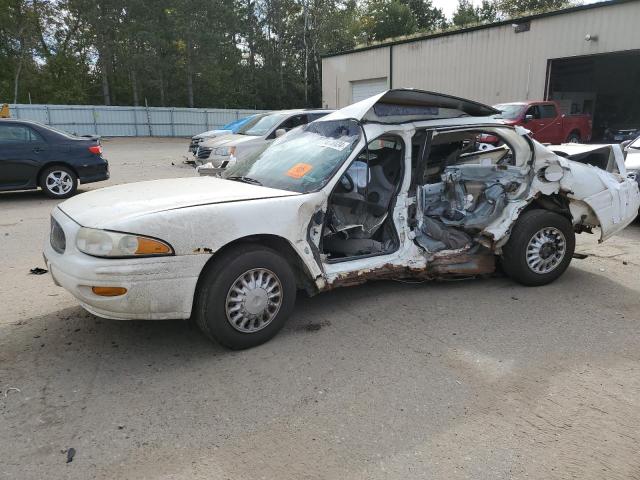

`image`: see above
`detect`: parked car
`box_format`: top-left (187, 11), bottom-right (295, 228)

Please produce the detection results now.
top-left (493, 101), bottom-right (592, 144)
top-left (188, 114), bottom-right (258, 153)
top-left (194, 109), bottom-right (333, 170)
top-left (0, 119), bottom-right (108, 198)
top-left (604, 122), bottom-right (640, 143)
top-left (43, 89), bottom-right (639, 350)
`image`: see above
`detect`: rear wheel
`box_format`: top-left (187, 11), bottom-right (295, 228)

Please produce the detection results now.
top-left (501, 210), bottom-right (575, 286)
top-left (40, 165), bottom-right (78, 199)
top-left (194, 244), bottom-right (297, 349)
top-left (566, 132), bottom-right (581, 143)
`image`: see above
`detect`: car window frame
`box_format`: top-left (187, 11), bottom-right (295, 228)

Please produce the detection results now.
top-left (416, 126), bottom-right (525, 185)
top-left (540, 104), bottom-right (558, 119)
top-left (0, 123), bottom-right (45, 144)
top-left (525, 105), bottom-right (541, 120)
top-left (267, 114), bottom-right (309, 140)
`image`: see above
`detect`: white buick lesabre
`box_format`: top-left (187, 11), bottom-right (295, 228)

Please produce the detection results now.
top-left (44, 90), bottom-right (640, 349)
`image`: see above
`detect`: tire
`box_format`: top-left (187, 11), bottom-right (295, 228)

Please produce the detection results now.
top-left (566, 132), bottom-right (581, 144)
top-left (39, 165), bottom-right (78, 199)
top-left (193, 244), bottom-right (297, 349)
top-left (501, 209), bottom-right (575, 286)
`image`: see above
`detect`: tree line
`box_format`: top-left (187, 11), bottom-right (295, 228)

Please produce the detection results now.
top-left (0, 0), bottom-right (573, 109)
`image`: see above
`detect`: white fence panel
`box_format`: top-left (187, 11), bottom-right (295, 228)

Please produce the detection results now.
top-left (8, 104), bottom-right (269, 137)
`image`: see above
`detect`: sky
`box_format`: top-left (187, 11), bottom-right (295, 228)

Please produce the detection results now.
top-left (432, 0), bottom-right (603, 19)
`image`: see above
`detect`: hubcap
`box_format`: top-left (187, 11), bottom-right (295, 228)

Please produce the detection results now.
top-left (526, 227), bottom-right (566, 274)
top-left (46, 171), bottom-right (73, 195)
top-left (225, 268), bottom-right (283, 333)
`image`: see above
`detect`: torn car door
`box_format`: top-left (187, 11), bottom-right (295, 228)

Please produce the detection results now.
top-left (414, 127), bottom-right (533, 253)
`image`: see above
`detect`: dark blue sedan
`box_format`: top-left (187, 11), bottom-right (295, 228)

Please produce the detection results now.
top-left (0, 119), bottom-right (109, 198)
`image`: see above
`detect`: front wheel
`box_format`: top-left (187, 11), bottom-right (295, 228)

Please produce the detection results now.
top-left (194, 244), bottom-right (297, 349)
top-left (501, 210), bottom-right (575, 286)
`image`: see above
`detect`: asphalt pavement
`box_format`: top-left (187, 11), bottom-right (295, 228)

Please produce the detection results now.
top-left (1, 138), bottom-right (639, 479)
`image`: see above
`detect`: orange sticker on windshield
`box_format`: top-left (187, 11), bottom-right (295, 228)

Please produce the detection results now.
top-left (287, 163), bottom-right (313, 179)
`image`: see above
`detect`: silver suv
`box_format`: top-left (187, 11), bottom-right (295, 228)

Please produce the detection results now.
top-left (195, 109), bottom-right (332, 169)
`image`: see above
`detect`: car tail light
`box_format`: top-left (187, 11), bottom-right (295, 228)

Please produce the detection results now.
top-left (88, 145), bottom-right (102, 155)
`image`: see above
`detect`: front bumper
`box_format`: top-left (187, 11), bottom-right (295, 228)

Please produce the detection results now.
top-left (44, 208), bottom-right (209, 320)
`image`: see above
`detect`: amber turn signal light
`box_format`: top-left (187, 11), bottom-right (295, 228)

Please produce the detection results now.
top-left (135, 237), bottom-right (172, 255)
top-left (92, 286), bottom-right (127, 297)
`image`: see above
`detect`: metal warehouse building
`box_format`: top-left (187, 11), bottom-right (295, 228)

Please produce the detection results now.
top-left (322, 0), bottom-right (640, 139)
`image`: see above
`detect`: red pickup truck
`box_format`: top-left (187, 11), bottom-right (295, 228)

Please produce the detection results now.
top-left (493, 101), bottom-right (592, 144)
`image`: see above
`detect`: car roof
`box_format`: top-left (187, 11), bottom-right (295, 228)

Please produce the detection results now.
top-left (268, 109), bottom-right (334, 115)
top-left (0, 118), bottom-right (42, 126)
top-left (321, 89), bottom-right (498, 125)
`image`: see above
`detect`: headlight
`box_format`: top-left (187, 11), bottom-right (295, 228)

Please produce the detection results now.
top-left (214, 146), bottom-right (236, 156)
top-left (76, 228), bottom-right (173, 258)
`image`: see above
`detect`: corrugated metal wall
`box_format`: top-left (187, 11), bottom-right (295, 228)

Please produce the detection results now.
top-left (322, 0), bottom-right (640, 108)
top-left (7, 104), bottom-right (269, 137)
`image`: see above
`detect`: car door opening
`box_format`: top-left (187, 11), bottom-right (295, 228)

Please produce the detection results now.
top-left (413, 128), bottom-right (529, 254)
top-left (321, 135), bottom-right (404, 260)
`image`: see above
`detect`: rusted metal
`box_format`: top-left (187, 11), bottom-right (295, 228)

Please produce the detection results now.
top-left (322, 249), bottom-right (496, 291)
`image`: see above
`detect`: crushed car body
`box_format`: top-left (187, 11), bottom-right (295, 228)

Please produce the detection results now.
top-left (43, 89), bottom-right (640, 349)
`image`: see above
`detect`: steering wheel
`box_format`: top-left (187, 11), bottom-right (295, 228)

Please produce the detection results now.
top-left (339, 172), bottom-right (355, 192)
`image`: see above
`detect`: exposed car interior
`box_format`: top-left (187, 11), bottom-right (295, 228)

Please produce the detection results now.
top-left (321, 135), bottom-right (404, 259)
top-left (414, 129), bottom-right (525, 253)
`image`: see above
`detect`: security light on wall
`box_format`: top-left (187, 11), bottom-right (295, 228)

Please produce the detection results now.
top-left (512, 22), bottom-right (531, 33)
top-left (585, 34), bottom-right (598, 42)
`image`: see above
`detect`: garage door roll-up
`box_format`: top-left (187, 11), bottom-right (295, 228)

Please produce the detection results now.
top-left (351, 78), bottom-right (388, 103)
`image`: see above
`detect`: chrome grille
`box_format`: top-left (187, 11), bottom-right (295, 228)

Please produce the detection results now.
top-left (189, 137), bottom-right (203, 152)
top-left (50, 217), bottom-right (66, 254)
top-left (196, 147), bottom-right (213, 159)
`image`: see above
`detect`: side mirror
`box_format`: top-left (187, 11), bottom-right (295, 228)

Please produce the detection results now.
top-left (524, 114), bottom-right (534, 123)
top-left (275, 128), bottom-right (286, 138)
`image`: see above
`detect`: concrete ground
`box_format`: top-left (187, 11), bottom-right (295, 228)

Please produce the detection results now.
top-left (1, 137), bottom-right (639, 480)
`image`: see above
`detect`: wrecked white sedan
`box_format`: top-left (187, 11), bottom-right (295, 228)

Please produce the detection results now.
top-left (44, 90), bottom-right (640, 349)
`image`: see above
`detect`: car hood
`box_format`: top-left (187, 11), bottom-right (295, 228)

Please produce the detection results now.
top-left (58, 177), bottom-right (298, 229)
top-left (200, 133), bottom-right (258, 148)
top-left (194, 129), bottom-right (231, 139)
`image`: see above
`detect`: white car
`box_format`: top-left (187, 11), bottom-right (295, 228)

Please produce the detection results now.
top-left (194, 109), bottom-right (332, 169)
top-left (44, 90), bottom-right (640, 349)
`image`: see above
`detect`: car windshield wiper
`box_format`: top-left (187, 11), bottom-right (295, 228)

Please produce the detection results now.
top-left (227, 176), bottom-right (262, 186)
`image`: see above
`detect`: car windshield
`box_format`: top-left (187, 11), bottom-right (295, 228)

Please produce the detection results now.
top-left (233, 113), bottom-right (269, 136)
top-left (493, 104), bottom-right (526, 120)
top-left (223, 119), bottom-right (361, 193)
top-left (240, 113), bottom-right (289, 136)
top-left (222, 115), bottom-right (254, 131)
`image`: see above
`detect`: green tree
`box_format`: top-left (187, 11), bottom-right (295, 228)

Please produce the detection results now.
top-left (453, 0), bottom-right (498, 27)
top-left (497, 0), bottom-right (571, 17)
top-left (0, 0), bottom-right (42, 103)
top-left (361, 0), bottom-right (417, 42)
top-left (400, 0), bottom-right (447, 31)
